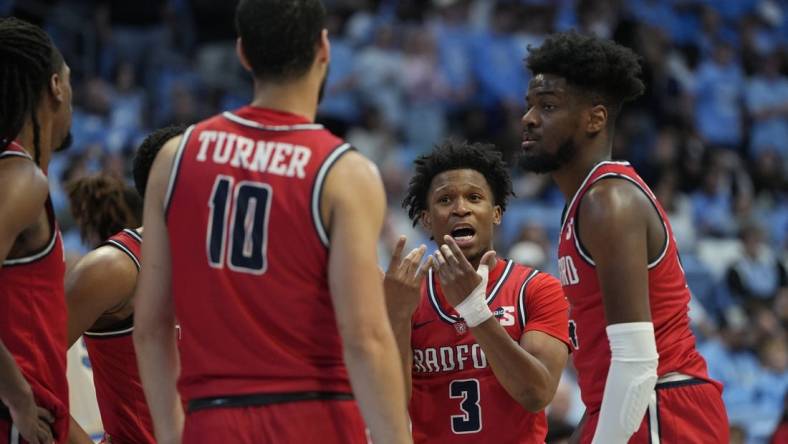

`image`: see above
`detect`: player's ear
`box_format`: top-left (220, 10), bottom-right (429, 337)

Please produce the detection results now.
top-left (236, 38), bottom-right (253, 73)
top-left (317, 29), bottom-right (330, 65)
top-left (586, 104), bottom-right (607, 134)
top-left (420, 210), bottom-right (432, 231)
top-left (492, 205), bottom-right (502, 225)
top-left (48, 67), bottom-right (65, 104)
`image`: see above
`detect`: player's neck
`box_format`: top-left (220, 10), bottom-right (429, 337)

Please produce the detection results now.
top-left (552, 139), bottom-right (611, 201)
top-left (15, 119), bottom-right (53, 168)
top-left (249, 77), bottom-right (319, 122)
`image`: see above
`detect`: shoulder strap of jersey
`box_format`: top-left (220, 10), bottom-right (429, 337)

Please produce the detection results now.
top-left (310, 142), bottom-right (356, 248)
top-left (0, 141), bottom-right (34, 161)
top-left (102, 230), bottom-right (142, 271)
top-left (516, 268), bottom-right (541, 330)
top-left (570, 163), bottom-right (670, 269)
top-left (163, 124), bottom-right (197, 217)
top-left (560, 160), bottom-right (631, 230)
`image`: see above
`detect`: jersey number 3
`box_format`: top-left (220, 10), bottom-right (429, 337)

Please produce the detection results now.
top-left (450, 379), bottom-right (481, 434)
top-left (207, 175), bottom-right (272, 274)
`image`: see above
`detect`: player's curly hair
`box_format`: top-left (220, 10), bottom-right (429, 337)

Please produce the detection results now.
top-left (403, 140), bottom-right (513, 227)
top-left (0, 17), bottom-right (64, 164)
top-left (66, 174), bottom-right (142, 244)
top-left (132, 125), bottom-right (186, 198)
top-left (526, 31), bottom-right (645, 116)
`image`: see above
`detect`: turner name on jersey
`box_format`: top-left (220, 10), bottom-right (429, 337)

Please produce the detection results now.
top-left (196, 130), bottom-right (312, 178)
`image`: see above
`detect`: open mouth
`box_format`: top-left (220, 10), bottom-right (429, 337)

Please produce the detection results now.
top-left (450, 226), bottom-right (476, 247)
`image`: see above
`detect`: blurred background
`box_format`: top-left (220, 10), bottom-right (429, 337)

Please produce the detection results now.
top-left (2, 0), bottom-right (786, 442)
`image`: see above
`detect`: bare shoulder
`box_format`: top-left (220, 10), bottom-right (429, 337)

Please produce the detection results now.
top-left (326, 150), bottom-right (381, 189)
top-left (578, 178), bottom-right (651, 229)
top-left (322, 150), bottom-right (384, 207)
top-left (0, 157), bottom-right (49, 211)
top-left (68, 245), bottom-right (138, 289)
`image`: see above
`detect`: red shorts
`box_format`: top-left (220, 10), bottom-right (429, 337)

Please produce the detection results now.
top-left (183, 399), bottom-right (367, 444)
top-left (582, 378), bottom-right (729, 444)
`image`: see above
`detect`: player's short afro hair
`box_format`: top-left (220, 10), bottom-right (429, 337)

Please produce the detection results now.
top-left (403, 140), bottom-right (513, 227)
top-left (526, 32), bottom-right (645, 110)
top-left (132, 125), bottom-right (186, 198)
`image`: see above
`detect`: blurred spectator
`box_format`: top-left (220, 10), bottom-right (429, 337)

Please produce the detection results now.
top-left (692, 40), bottom-right (745, 152)
top-left (318, 12), bottom-right (360, 136)
top-left (355, 23), bottom-right (404, 128)
top-left (401, 28), bottom-right (448, 148)
top-left (96, 0), bottom-right (170, 88)
top-left (654, 170), bottom-right (697, 252)
top-left (725, 222), bottom-right (788, 313)
top-left (189, 0), bottom-right (247, 103)
top-left (745, 52), bottom-right (788, 162)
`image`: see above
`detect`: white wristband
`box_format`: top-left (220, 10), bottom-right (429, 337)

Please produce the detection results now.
top-left (454, 264), bottom-right (492, 327)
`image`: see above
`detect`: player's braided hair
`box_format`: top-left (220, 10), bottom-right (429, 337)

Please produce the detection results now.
top-left (132, 125), bottom-right (187, 198)
top-left (403, 140), bottom-right (514, 227)
top-left (66, 174), bottom-right (142, 244)
top-left (0, 17), bottom-right (64, 164)
top-left (526, 31), bottom-right (645, 117)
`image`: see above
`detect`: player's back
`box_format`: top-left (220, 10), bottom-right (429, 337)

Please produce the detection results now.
top-left (557, 161), bottom-right (720, 413)
top-left (166, 106), bottom-right (355, 402)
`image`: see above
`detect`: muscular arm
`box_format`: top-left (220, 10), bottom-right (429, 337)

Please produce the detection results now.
top-left (0, 159), bottom-right (55, 444)
top-left (66, 246), bottom-right (138, 346)
top-left (471, 322), bottom-right (568, 411)
top-left (322, 151), bottom-right (411, 444)
top-left (579, 180), bottom-right (653, 325)
top-left (578, 180), bottom-right (660, 443)
top-left (133, 136), bottom-right (183, 444)
top-left (66, 246), bottom-right (137, 443)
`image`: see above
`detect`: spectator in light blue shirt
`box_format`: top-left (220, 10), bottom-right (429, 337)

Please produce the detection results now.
top-left (745, 52), bottom-right (788, 160)
top-left (693, 41), bottom-right (745, 151)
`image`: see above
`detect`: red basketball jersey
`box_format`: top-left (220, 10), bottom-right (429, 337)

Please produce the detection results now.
top-left (166, 106), bottom-right (356, 402)
top-left (82, 229), bottom-right (155, 444)
top-left (410, 258), bottom-right (570, 444)
top-left (0, 142), bottom-right (68, 442)
top-left (556, 161), bottom-right (721, 415)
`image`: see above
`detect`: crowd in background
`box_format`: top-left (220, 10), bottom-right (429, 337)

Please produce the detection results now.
top-left (2, 0), bottom-right (786, 442)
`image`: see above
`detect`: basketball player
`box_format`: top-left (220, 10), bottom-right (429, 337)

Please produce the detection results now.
top-left (132, 1), bottom-right (410, 443)
top-left (63, 126), bottom-right (184, 444)
top-left (386, 140), bottom-right (571, 443)
top-left (518, 32), bottom-right (728, 443)
top-left (0, 17), bottom-right (73, 444)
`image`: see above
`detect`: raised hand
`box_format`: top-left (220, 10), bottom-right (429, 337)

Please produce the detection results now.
top-left (433, 235), bottom-right (497, 308)
top-left (384, 236), bottom-right (433, 319)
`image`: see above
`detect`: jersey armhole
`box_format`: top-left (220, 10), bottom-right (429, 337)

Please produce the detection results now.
top-left (517, 269), bottom-right (540, 330)
top-left (573, 175), bottom-right (670, 269)
top-left (310, 142), bottom-right (355, 248)
top-left (163, 124), bottom-right (196, 218)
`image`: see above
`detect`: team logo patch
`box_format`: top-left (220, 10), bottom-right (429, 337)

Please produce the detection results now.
top-left (454, 321), bottom-right (468, 335)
